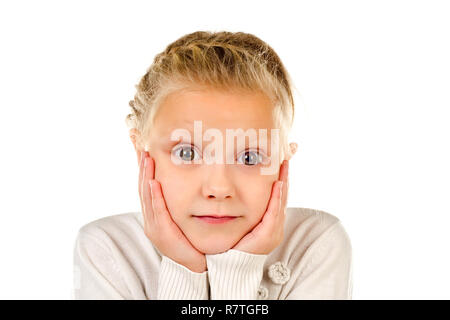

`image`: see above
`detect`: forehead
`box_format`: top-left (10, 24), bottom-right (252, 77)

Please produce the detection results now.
top-left (153, 87), bottom-right (276, 135)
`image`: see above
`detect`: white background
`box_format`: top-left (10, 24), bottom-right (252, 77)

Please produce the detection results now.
top-left (0, 0), bottom-right (449, 299)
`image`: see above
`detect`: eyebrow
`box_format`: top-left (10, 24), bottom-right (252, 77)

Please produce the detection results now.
top-left (161, 121), bottom-right (195, 144)
top-left (161, 120), bottom-right (272, 146)
top-left (162, 119), bottom-right (194, 134)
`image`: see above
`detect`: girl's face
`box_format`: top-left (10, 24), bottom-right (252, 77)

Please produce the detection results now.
top-left (139, 87), bottom-right (282, 254)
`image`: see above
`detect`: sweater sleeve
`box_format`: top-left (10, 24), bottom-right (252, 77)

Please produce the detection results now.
top-left (206, 249), bottom-right (268, 300)
top-left (285, 221), bottom-right (353, 300)
top-left (157, 256), bottom-right (209, 299)
top-left (73, 230), bottom-right (132, 299)
top-left (73, 228), bottom-right (209, 300)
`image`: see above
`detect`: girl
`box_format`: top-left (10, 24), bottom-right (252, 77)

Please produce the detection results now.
top-left (73, 31), bottom-right (353, 300)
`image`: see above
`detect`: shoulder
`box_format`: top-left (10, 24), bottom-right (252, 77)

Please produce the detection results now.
top-left (268, 208), bottom-right (353, 299)
top-left (73, 212), bottom-right (156, 299)
top-left (76, 212), bottom-right (143, 244)
top-left (74, 211), bottom-right (158, 258)
top-left (275, 207), bottom-right (352, 259)
top-left (284, 207), bottom-right (343, 239)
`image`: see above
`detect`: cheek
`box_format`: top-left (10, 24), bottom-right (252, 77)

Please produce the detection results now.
top-left (243, 179), bottom-right (275, 222)
top-left (154, 160), bottom-right (194, 222)
top-left (159, 180), bottom-right (183, 219)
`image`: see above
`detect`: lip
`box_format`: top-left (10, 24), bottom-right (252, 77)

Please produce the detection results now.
top-left (192, 215), bottom-right (239, 224)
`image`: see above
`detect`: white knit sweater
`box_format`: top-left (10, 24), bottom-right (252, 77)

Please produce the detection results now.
top-left (72, 207), bottom-right (353, 300)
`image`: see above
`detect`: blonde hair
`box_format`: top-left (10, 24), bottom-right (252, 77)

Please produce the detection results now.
top-left (126, 30), bottom-right (296, 159)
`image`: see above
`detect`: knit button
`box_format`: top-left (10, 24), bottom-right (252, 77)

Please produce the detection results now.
top-left (268, 261), bottom-right (291, 285)
top-left (257, 285), bottom-right (269, 300)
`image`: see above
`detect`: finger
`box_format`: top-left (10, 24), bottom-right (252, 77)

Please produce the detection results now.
top-left (274, 179), bottom-right (286, 243)
top-left (280, 160), bottom-right (289, 215)
top-left (278, 160), bottom-right (289, 184)
top-left (138, 151), bottom-right (145, 186)
top-left (149, 178), bottom-right (172, 228)
top-left (147, 152), bottom-right (155, 179)
top-left (149, 178), bottom-right (199, 254)
top-left (249, 180), bottom-right (282, 242)
top-left (138, 151), bottom-right (146, 206)
top-left (141, 153), bottom-right (156, 224)
top-left (262, 180), bottom-right (283, 222)
top-left (137, 150), bottom-right (143, 166)
top-left (275, 206), bottom-right (286, 245)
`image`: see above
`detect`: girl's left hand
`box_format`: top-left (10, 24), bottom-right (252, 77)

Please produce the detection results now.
top-left (232, 160), bottom-right (289, 255)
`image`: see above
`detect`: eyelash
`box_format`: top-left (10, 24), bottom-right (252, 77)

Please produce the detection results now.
top-left (172, 143), bottom-right (267, 166)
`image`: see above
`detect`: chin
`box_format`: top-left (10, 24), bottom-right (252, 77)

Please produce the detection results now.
top-left (192, 237), bottom-right (237, 255)
top-left (200, 245), bottom-right (230, 255)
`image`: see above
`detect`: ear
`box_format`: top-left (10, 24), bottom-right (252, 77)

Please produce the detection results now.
top-left (285, 142), bottom-right (298, 161)
top-left (129, 128), bottom-right (140, 149)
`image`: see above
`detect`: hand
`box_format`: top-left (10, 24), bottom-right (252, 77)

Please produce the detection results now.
top-left (138, 151), bottom-right (207, 273)
top-left (232, 160), bottom-right (289, 255)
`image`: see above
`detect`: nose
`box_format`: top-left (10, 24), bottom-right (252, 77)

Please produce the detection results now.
top-left (202, 164), bottom-right (235, 200)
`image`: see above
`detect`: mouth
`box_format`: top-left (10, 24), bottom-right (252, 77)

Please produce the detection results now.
top-left (192, 215), bottom-right (240, 224)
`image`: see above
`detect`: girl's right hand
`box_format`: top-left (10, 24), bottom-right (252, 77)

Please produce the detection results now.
top-left (138, 151), bottom-right (207, 273)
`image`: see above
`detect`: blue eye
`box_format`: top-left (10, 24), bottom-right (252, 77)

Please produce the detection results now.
top-left (237, 150), bottom-right (265, 166)
top-left (172, 145), bottom-right (266, 166)
top-left (172, 144), bottom-right (201, 162)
